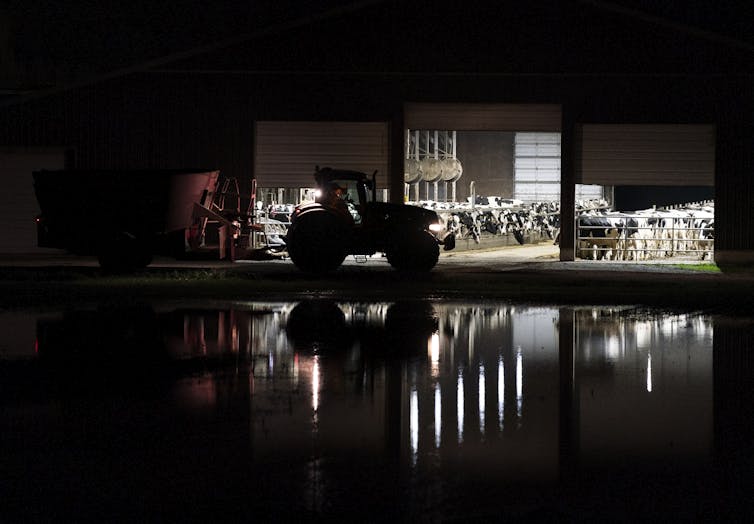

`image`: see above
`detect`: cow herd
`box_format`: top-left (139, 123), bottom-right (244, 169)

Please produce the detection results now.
top-left (416, 197), bottom-right (715, 261)
top-left (576, 202), bottom-right (715, 261)
top-left (414, 197), bottom-right (564, 247)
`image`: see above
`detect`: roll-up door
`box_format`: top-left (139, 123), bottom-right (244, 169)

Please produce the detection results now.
top-left (0, 148), bottom-right (67, 253)
top-left (254, 122), bottom-right (389, 189)
top-left (514, 133), bottom-right (561, 202)
top-left (405, 103), bottom-right (561, 132)
top-left (577, 124), bottom-right (715, 186)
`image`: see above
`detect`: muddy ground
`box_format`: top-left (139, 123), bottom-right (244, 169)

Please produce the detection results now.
top-left (0, 243), bottom-right (750, 312)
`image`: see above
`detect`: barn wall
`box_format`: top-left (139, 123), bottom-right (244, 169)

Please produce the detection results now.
top-left (0, 76), bottom-right (255, 180)
top-left (456, 132), bottom-right (514, 202)
top-left (405, 103), bottom-right (561, 132)
top-left (578, 124), bottom-right (715, 186)
top-left (254, 121), bottom-right (389, 188)
top-left (0, 71), bottom-right (753, 261)
top-left (715, 120), bottom-right (754, 266)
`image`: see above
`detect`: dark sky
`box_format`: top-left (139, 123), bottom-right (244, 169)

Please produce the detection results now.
top-left (2, 0), bottom-right (753, 85)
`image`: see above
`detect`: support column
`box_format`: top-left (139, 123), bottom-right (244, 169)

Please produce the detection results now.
top-left (385, 359), bottom-right (404, 459)
top-left (558, 307), bottom-right (578, 480)
top-left (560, 107), bottom-right (577, 261)
top-left (714, 120), bottom-right (754, 268)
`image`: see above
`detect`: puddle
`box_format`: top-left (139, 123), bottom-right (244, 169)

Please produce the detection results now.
top-left (0, 301), bottom-right (750, 521)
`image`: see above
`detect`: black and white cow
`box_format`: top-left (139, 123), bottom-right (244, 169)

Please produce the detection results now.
top-left (577, 212), bottom-right (625, 260)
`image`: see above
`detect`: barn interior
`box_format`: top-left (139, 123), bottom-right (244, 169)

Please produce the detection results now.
top-left (253, 118), bottom-right (714, 264)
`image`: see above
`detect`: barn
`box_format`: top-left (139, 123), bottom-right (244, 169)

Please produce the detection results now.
top-left (0, 1), bottom-right (751, 266)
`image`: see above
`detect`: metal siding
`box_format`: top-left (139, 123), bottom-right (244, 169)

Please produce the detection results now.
top-left (254, 121), bottom-right (389, 188)
top-left (0, 149), bottom-right (67, 253)
top-left (404, 103), bottom-right (562, 132)
top-left (514, 182), bottom-right (560, 202)
top-left (575, 184), bottom-right (605, 201)
top-left (579, 124), bottom-right (715, 186)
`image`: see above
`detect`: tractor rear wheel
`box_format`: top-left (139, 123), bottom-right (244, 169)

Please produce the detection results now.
top-left (286, 211), bottom-right (349, 273)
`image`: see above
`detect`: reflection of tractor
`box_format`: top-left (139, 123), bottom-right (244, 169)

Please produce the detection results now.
top-left (286, 299), bottom-right (439, 356)
top-left (285, 167), bottom-right (455, 273)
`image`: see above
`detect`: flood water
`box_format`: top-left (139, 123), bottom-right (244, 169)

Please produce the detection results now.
top-left (1, 301), bottom-right (752, 522)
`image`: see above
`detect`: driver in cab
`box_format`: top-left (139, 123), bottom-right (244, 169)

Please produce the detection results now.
top-left (318, 182), bottom-right (354, 223)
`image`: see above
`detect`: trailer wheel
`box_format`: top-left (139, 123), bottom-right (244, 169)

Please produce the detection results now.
top-left (386, 231), bottom-right (440, 272)
top-left (286, 211), bottom-right (348, 273)
top-left (97, 233), bottom-right (153, 272)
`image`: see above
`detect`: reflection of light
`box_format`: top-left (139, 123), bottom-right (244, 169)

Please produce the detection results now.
top-left (635, 321), bottom-right (652, 349)
top-left (695, 317), bottom-right (708, 338)
top-left (218, 312), bottom-right (227, 351)
top-left (606, 335), bottom-right (621, 360)
top-left (434, 384), bottom-right (441, 448)
top-left (647, 352), bottom-right (653, 393)
top-left (516, 347), bottom-right (523, 420)
top-left (306, 457), bottom-right (323, 513)
top-left (269, 353), bottom-right (274, 377)
top-left (410, 389), bottom-right (419, 464)
top-left (231, 323), bottom-right (239, 353)
top-left (176, 375), bottom-right (218, 409)
top-left (498, 357), bottom-right (505, 431)
top-left (661, 317), bottom-right (676, 337)
top-left (479, 364), bottom-right (486, 436)
top-left (429, 332), bottom-right (440, 377)
top-left (457, 369), bottom-right (464, 444)
top-left (312, 356), bottom-right (320, 413)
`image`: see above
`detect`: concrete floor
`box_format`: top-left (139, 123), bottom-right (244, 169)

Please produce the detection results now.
top-left (0, 241), bottom-right (712, 273)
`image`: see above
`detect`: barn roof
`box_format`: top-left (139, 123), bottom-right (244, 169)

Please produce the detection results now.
top-left (2, 0), bottom-right (753, 108)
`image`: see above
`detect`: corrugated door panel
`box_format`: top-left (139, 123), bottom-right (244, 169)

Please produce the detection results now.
top-left (578, 124), bottom-right (715, 186)
top-left (254, 122), bottom-right (389, 188)
top-left (404, 103), bottom-right (562, 132)
top-left (0, 150), bottom-right (67, 253)
top-left (514, 133), bottom-right (562, 202)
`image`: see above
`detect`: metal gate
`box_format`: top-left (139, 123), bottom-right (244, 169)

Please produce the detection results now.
top-left (576, 208), bottom-right (714, 261)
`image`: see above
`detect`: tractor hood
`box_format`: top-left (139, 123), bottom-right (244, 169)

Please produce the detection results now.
top-left (368, 201), bottom-right (441, 228)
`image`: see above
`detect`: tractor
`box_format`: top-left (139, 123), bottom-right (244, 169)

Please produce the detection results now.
top-left (284, 167), bottom-right (455, 273)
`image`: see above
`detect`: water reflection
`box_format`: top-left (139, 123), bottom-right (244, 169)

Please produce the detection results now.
top-left (0, 301), bottom-right (730, 520)
top-left (574, 307), bottom-right (714, 466)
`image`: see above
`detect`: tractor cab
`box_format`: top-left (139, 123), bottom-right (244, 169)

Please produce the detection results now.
top-left (313, 167), bottom-right (375, 224)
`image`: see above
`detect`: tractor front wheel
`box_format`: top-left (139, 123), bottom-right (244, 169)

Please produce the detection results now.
top-left (386, 231), bottom-right (440, 272)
